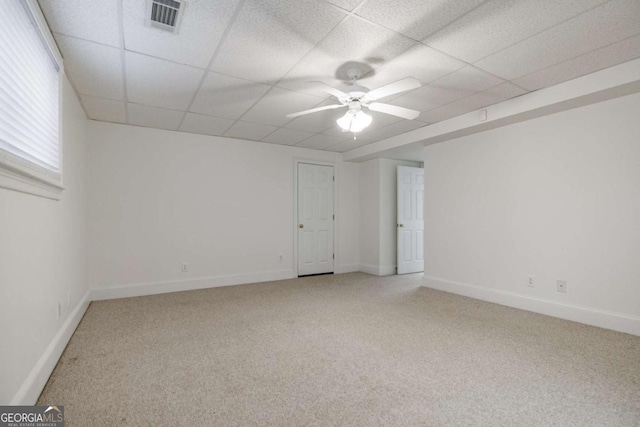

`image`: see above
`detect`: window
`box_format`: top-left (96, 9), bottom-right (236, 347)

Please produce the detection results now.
top-left (0, 0), bottom-right (64, 199)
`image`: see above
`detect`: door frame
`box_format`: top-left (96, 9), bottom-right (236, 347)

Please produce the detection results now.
top-left (293, 158), bottom-right (338, 277)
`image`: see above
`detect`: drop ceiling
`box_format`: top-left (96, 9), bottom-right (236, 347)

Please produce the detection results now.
top-left (39, 0), bottom-right (640, 153)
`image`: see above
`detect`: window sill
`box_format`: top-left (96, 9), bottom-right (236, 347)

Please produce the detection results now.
top-left (0, 160), bottom-right (64, 200)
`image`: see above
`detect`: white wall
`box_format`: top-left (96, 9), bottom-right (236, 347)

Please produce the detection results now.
top-left (359, 159), bottom-right (381, 273)
top-left (0, 78), bottom-right (89, 403)
top-left (359, 158), bottom-right (420, 275)
top-left (423, 92), bottom-right (640, 334)
top-left (336, 159), bottom-right (360, 273)
top-left (87, 122), bottom-right (360, 296)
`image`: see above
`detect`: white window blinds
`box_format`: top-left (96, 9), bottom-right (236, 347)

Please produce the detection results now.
top-left (0, 0), bottom-right (60, 176)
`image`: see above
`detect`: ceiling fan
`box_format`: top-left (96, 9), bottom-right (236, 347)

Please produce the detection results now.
top-left (286, 68), bottom-right (421, 136)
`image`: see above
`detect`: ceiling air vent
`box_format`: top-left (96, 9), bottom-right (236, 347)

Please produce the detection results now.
top-left (147, 0), bottom-right (185, 33)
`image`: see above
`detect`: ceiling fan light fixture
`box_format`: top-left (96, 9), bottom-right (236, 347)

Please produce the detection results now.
top-left (337, 109), bottom-right (372, 133)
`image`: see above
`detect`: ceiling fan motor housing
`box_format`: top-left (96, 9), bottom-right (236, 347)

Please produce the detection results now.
top-left (342, 89), bottom-right (367, 104)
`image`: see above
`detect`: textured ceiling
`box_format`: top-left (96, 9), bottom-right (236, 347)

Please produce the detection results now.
top-left (39, 0), bottom-right (640, 153)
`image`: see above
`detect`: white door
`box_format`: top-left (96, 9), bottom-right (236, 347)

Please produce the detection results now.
top-left (397, 166), bottom-right (424, 274)
top-left (298, 163), bottom-right (334, 276)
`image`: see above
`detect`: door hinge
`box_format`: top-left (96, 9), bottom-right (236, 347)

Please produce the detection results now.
top-left (333, 253), bottom-right (335, 259)
top-left (333, 175), bottom-right (335, 181)
top-left (333, 214), bottom-right (335, 220)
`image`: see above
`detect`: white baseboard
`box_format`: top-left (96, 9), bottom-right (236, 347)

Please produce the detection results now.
top-left (359, 264), bottom-right (381, 275)
top-left (423, 276), bottom-right (640, 337)
top-left (359, 264), bottom-right (396, 276)
top-left (11, 290), bottom-right (91, 405)
top-left (91, 269), bottom-right (296, 301)
top-left (334, 264), bottom-right (360, 274)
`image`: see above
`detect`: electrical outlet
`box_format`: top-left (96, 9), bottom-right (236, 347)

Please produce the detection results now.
top-left (527, 275), bottom-right (535, 287)
top-left (181, 263), bottom-right (188, 273)
top-left (557, 280), bottom-right (567, 293)
top-left (279, 255), bottom-right (284, 263)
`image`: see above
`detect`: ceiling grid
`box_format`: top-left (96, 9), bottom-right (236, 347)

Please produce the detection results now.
top-left (37, 0), bottom-right (640, 152)
top-left (117, 0), bottom-right (129, 123)
top-left (176, 0), bottom-right (249, 131)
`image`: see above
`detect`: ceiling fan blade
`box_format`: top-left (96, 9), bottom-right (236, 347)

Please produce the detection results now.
top-left (286, 104), bottom-right (345, 119)
top-left (366, 102), bottom-right (421, 120)
top-left (363, 77), bottom-right (421, 102)
top-left (308, 81), bottom-right (349, 99)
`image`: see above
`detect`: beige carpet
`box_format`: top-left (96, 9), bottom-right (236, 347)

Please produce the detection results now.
top-left (38, 273), bottom-right (640, 426)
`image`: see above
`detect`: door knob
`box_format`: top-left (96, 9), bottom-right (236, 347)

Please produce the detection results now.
top-left (397, 223), bottom-right (404, 228)
top-left (299, 224), bottom-right (304, 229)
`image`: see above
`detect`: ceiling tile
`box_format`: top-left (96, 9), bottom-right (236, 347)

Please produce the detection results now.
top-left (224, 121), bottom-right (278, 141)
top-left (56, 35), bottom-right (124, 100)
top-left (356, 0), bottom-right (485, 41)
top-left (419, 82), bottom-right (528, 123)
top-left (242, 87), bottom-right (325, 127)
top-left (127, 104), bottom-right (184, 130)
top-left (180, 112), bottom-right (235, 136)
top-left (514, 34), bottom-right (640, 90)
top-left (211, 0), bottom-right (346, 84)
top-left (425, 0), bottom-right (608, 63)
top-left (325, 0), bottom-right (361, 11)
top-left (38, 0), bottom-right (640, 140)
top-left (475, 0), bottom-right (640, 80)
top-left (325, 138), bottom-right (373, 152)
top-left (280, 16), bottom-right (414, 94)
top-left (122, 0), bottom-right (240, 68)
top-left (125, 52), bottom-right (204, 110)
top-left (361, 44), bottom-right (467, 89)
top-left (38, 0), bottom-right (120, 47)
top-left (391, 66), bottom-right (505, 111)
top-left (322, 127), bottom-right (356, 139)
top-left (189, 72), bottom-right (271, 119)
top-left (295, 134), bottom-right (344, 150)
top-left (81, 96), bottom-right (126, 123)
top-left (320, 126), bottom-right (357, 139)
top-left (262, 128), bottom-right (315, 145)
top-left (423, 65), bottom-right (505, 94)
